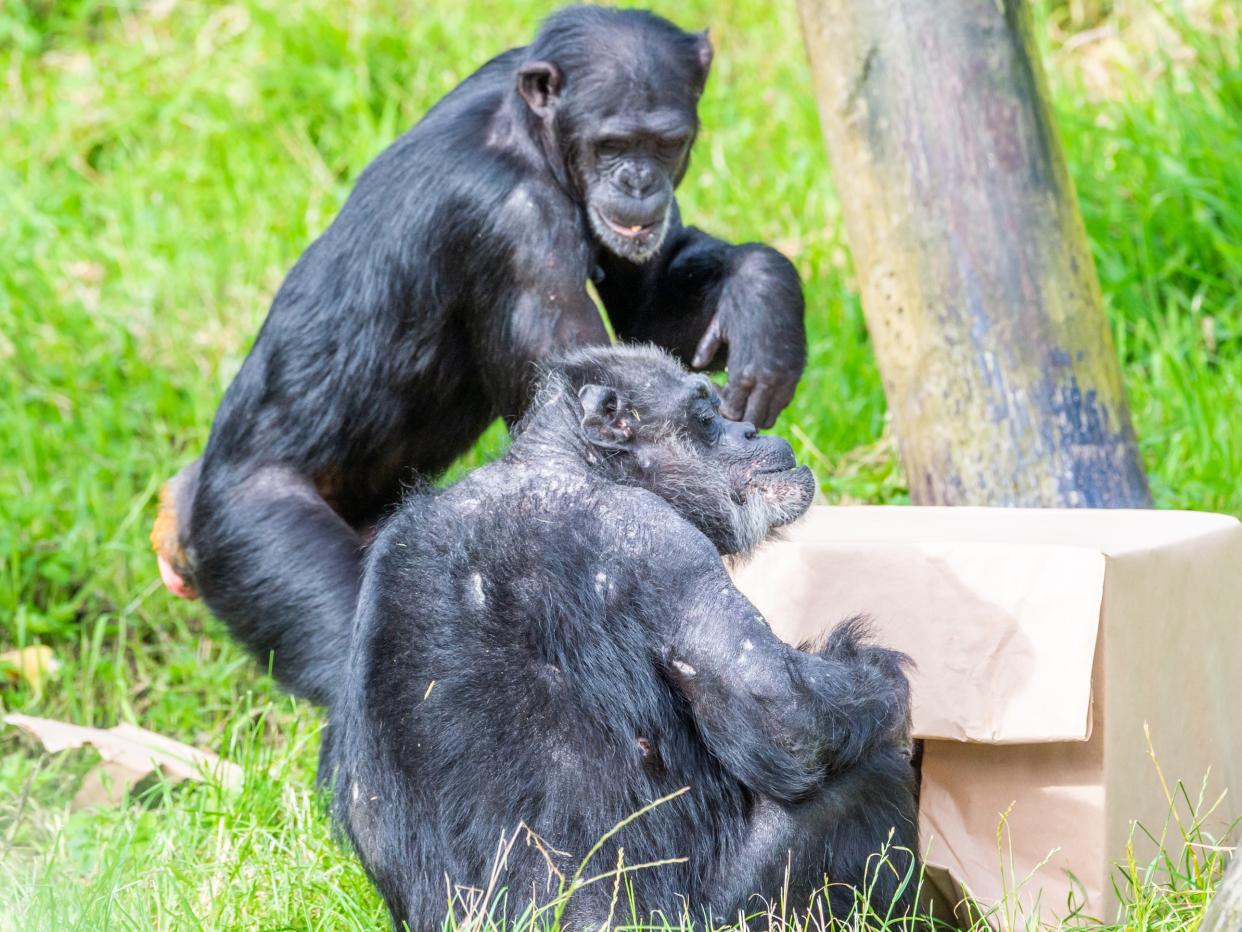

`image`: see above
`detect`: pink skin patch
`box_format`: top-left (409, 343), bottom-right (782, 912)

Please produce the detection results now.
top-left (157, 553), bottom-right (197, 600)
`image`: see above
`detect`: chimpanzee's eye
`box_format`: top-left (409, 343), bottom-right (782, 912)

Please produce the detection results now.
top-left (597, 139), bottom-right (625, 159)
top-left (657, 139), bottom-right (684, 160)
top-left (697, 408), bottom-right (722, 444)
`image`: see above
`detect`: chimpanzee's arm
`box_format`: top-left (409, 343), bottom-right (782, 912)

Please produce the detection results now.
top-left (595, 203), bottom-right (805, 429)
top-left (661, 564), bottom-right (910, 803)
top-left (466, 210), bottom-right (611, 420)
top-left (481, 285), bottom-right (611, 420)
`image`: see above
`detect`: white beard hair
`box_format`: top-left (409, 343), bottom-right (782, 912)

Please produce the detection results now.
top-left (587, 203), bottom-right (671, 264)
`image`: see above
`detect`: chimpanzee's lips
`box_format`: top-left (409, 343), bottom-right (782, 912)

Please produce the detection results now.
top-left (753, 464), bottom-right (817, 525)
top-left (753, 454), bottom-right (800, 478)
top-left (597, 210), bottom-right (658, 239)
top-left (751, 464), bottom-right (816, 497)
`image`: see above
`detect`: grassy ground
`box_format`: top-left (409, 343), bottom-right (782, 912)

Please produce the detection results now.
top-left (1, 0), bottom-right (1239, 928)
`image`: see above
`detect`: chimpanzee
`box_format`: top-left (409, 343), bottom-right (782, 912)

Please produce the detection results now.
top-left (320, 345), bottom-right (918, 929)
top-left (150, 5), bottom-right (806, 705)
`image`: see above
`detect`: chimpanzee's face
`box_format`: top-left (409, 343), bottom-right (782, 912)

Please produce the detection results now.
top-left (516, 19), bottom-right (711, 264)
top-left (573, 351), bottom-right (815, 554)
top-left (685, 379), bottom-right (816, 524)
top-left (630, 374), bottom-right (816, 535)
top-left (573, 108), bottom-right (695, 262)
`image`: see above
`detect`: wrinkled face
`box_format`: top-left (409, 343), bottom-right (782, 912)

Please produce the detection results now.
top-left (516, 19), bottom-right (710, 264)
top-left (575, 360), bottom-right (816, 555)
top-left (575, 108), bottom-right (694, 262)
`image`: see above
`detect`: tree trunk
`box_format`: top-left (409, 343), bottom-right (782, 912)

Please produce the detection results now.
top-left (1202, 857), bottom-right (1242, 932)
top-left (797, 0), bottom-right (1150, 507)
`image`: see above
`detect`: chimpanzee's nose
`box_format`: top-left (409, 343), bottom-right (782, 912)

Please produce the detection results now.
top-left (722, 419), bottom-right (759, 444)
top-left (619, 162), bottom-right (656, 197)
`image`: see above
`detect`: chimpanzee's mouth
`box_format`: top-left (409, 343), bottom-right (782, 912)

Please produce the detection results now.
top-left (597, 209), bottom-right (659, 239)
top-left (751, 450), bottom-right (800, 478)
top-left (749, 464), bottom-right (817, 523)
top-left (751, 464), bottom-right (812, 489)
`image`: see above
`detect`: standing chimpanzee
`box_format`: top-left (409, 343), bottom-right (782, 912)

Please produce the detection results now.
top-left (150, 6), bottom-right (806, 705)
top-left (320, 345), bottom-right (917, 929)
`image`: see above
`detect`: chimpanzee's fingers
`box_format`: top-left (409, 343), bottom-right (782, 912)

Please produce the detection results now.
top-left (721, 372), bottom-right (756, 421)
top-left (692, 315), bottom-right (726, 370)
top-left (765, 375), bottom-right (799, 427)
top-left (744, 381), bottom-right (778, 430)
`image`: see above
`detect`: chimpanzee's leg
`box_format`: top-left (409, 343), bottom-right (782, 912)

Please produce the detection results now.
top-left (188, 463), bottom-right (363, 705)
top-left (815, 745), bottom-right (920, 920)
top-left (711, 745), bottom-right (919, 923)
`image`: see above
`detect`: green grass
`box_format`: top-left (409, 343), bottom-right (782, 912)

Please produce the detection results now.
top-left (0, 0), bottom-right (1238, 928)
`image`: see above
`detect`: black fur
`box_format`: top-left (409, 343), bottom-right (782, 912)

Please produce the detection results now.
top-left (166, 6), bottom-right (805, 704)
top-left (321, 345), bottom-right (917, 929)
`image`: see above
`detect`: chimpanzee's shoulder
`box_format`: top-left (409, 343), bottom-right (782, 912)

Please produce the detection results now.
top-left (372, 463), bottom-right (723, 585)
top-left (570, 481), bottom-right (724, 572)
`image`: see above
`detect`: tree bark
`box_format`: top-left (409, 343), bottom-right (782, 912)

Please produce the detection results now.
top-left (1202, 857), bottom-right (1242, 932)
top-left (797, 0), bottom-right (1150, 507)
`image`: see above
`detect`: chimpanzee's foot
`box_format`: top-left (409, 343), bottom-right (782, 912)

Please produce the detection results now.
top-left (157, 550), bottom-right (197, 600)
top-left (150, 463), bottom-right (200, 600)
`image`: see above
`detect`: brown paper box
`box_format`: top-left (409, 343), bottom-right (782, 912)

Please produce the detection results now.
top-left (730, 506), bottom-right (1242, 925)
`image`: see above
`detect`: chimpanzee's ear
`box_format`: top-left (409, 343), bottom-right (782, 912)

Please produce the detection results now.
top-left (517, 61), bottom-right (562, 119)
top-left (578, 384), bottom-right (634, 451)
top-left (694, 30), bottom-right (713, 80)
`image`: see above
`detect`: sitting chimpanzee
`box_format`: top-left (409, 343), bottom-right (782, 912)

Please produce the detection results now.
top-left (150, 5), bottom-right (806, 706)
top-left (319, 345), bottom-right (917, 929)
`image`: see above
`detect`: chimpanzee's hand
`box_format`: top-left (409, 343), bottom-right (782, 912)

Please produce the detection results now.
top-left (690, 246), bottom-right (806, 429)
top-left (816, 616), bottom-right (914, 756)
